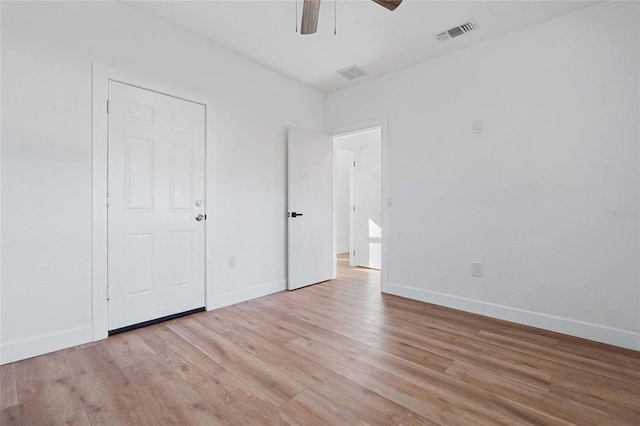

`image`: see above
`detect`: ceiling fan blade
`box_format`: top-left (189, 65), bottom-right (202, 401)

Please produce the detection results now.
top-left (370, 0), bottom-right (403, 11)
top-left (301, 0), bottom-right (321, 35)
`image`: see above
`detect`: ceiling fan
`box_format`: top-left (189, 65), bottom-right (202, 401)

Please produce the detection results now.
top-left (300, 0), bottom-right (403, 35)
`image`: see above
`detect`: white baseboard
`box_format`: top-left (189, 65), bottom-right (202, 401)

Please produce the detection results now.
top-left (384, 281), bottom-right (640, 351)
top-left (209, 280), bottom-right (286, 310)
top-left (0, 324), bottom-right (93, 365)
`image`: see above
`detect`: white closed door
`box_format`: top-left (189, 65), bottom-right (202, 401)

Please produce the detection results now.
top-left (288, 127), bottom-right (334, 290)
top-left (108, 81), bottom-right (206, 331)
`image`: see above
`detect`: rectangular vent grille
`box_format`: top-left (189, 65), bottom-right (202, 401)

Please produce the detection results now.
top-left (435, 19), bottom-right (478, 42)
top-left (337, 65), bottom-right (368, 80)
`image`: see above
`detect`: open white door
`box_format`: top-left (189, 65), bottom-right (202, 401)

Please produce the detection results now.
top-left (288, 127), bottom-right (334, 290)
top-left (108, 81), bottom-right (206, 331)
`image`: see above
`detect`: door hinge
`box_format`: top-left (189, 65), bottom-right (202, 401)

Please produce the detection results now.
top-left (353, 160), bottom-right (356, 167)
top-left (106, 192), bottom-right (110, 207)
top-left (353, 250), bottom-right (356, 256)
top-left (353, 205), bottom-right (356, 212)
top-left (106, 287), bottom-right (110, 301)
top-left (106, 99), bottom-right (109, 114)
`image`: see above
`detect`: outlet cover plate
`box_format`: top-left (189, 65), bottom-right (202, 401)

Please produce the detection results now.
top-left (472, 262), bottom-right (483, 277)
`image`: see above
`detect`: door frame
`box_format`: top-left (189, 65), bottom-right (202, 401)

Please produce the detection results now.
top-left (91, 64), bottom-right (212, 341)
top-left (331, 118), bottom-right (389, 290)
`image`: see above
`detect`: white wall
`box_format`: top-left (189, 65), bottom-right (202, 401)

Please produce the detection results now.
top-left (327, 2), bottom-right (640, 349)
top-left (335, 149), bottom-right (352, 254)
top-left (1, 1), bottom-right (324, 363)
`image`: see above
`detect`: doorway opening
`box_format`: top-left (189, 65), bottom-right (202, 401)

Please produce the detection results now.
top-left (334, 127), bottom-right (382, 283)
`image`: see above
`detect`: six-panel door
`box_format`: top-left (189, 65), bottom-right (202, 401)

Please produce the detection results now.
top-left (107, 81), bottom-right (205, 330)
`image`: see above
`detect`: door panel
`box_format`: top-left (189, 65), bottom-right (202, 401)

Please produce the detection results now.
top-left (108, 81), bottom-right (205, 330)
top-left (288, 127), bottom-right (334, 290)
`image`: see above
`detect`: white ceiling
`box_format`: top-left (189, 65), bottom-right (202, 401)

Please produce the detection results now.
top-left (124, 0), bottom-right (596, 93)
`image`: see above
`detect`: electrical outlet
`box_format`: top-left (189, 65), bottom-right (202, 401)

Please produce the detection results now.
top-left (471, 262), bottom-right (483, 277)
top-left (472, 120), bottom-right (483, 134)
top-left (229, 256), bottom-right (236, 268)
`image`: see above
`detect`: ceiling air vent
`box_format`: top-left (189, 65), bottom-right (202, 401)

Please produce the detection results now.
top-left (337, 65), bottom-right (368, 80)
top-left (435, 19), bottom-right (478, 42)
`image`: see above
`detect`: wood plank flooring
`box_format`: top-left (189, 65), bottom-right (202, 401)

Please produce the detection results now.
top-left (1, 259), bottom-right (639, 425)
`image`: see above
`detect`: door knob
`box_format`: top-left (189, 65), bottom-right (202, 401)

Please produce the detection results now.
top-left (195, 214), bottom-right (205, 221)
top-left (291, 212), bottom-right (304, 218)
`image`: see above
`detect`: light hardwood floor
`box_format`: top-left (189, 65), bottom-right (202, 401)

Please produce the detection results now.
top-left (1, 259), bottom-right (639, 425)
